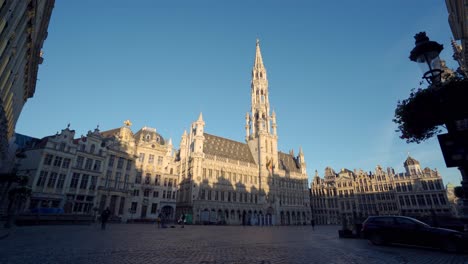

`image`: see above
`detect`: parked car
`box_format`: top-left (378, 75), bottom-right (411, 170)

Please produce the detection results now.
top-left (361, 216), bottom-right (467, 253)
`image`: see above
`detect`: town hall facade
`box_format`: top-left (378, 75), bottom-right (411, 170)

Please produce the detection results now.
top-left (176, 41), bottom-right (311, 225)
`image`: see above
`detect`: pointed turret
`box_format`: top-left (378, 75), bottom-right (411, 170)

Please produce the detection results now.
top-left (179, 130), bottom-right (188, 160)
top-left (193, 114), bottom-right (205, 154)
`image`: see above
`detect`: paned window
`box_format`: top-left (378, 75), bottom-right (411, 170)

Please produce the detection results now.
top-left (44, 154), bottom-right (53, 165)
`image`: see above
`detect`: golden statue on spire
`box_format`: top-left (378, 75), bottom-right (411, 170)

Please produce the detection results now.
top-left (124, 120), bottom-right (132, 127)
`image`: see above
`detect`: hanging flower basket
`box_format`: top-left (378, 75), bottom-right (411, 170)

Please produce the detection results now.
top-left (394, 78), bottom-right (468, 143)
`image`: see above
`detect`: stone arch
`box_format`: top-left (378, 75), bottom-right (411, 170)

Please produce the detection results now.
top-left (267, 207), bottom-right (274, 226)
top-left (161, 205), bottom-right (174, 220)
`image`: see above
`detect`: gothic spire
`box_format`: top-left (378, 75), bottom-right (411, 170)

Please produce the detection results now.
top-left (254, 39), bottom-right (265, 70)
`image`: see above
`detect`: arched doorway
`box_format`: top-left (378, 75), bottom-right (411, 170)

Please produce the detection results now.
top-left (161, 206), bottom-right (174, 221)
top-left (267, 207), bottom-right (274, 226)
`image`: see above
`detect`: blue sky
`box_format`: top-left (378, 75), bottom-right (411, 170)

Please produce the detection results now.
top-left (17, 1), bottom-right (463, 185)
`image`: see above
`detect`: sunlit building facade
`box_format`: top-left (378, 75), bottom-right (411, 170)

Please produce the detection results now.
top-left (311, 156), bottom-right (452, 225)
top-left (446, 0), bottom-right (468, 75)
top-left (18, 121), bottom-right (178, 222)
top-left (0, 0), bottom-right (54, 172)
top-left (176, 41), bottom-right (311, 225)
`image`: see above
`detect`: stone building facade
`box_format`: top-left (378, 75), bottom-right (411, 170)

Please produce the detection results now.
top-left (0, 0), bottom-right (54, 172)
top-left (311, 156), bottom-right (452, 225)
top-left (18, 121), bottom-right (178, 222)
top-left (176, 40), bottom-right (311, 225)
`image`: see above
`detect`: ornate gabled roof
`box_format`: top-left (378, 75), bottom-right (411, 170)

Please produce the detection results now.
top-left (203, 133), bottom-right (255, 163)
top-left (134, 127), bottom-right (166, 145)
top-left (100, 128), bottom-right (121, 138)
top-left (278, 152), bottom-right (301, 173)
top-left (404, 156), bottom-right (420, 166)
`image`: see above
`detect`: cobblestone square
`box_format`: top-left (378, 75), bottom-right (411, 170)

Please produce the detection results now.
top-left (0, 224), bottom-right (467, 264)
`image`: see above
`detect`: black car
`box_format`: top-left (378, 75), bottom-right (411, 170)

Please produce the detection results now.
top-left (361, 216), bottom-right (467, 252)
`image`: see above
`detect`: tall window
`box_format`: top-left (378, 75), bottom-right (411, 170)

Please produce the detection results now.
top-left (135, 172), bottom-right (142, 184)
top-left (164, 178), bottom-right (168, 187)
top-left (153, 191), bottom-right (159, 198)
top-left (76, 156), bottom-right (85, 168)
top-left (145, 174), bottom-right (151, 184)
top-left (105, 170), bottom-right (112, 187)
top-left (126, 160), bottom-right (132, 170)
top-left (108, 155), bottom-right (115, 167)
top-left (117, 157), bottom-right (124, 169)
top-left (154, 174), bottom-right (161, 186)
top-left (62, 158), bottom-right (71, 169)
top-left (162, 190), bottom-right (166, 199)
top-left (428, 181), bottom-right (435, 190)
top-left (53, 156), bottom-right (63, 167)
top-left (90, 144), bottom-right (95, 154)
top-left (432, 194), bottom-right (440, 205)
top-left (124, 174), bottom-right (129, 189)
top-left (421, 181), bottom-right (428, 190)
top-left (157, 156), bottom-right (163, 165)
top-left (89, 176), bottom-right (97, 190)
top-left (139, 153), bottom-right (145, 163)
top-left (435, 180), bottom-right (442, 190)
top-left (93, 160), bottom-right (101, 171)
top-left (44, 154), bottom-right (53, 165)
top-left (70, 173), bottom-right (80, 188)
top-left (36, 171), bottom-right (48, 187)
top-left (80, 174), bottom-right (89, 189)
top-left (56, 174), bottom-right (66, 189)
top-left (84, 158), bottom-right (93, 170)
top-left (144, 189), bottom-right (150, 197)
top-left (131, 202), bottom-right (137, 212)
top-left (148, 154), bottom-right (154, 164)
top-left (118, 197), bottom-right (125, 215)
top-left (47, 172), bottom-right (58, 188)
top-left (438, 193), bottom-right (447, 205)
top-left (115, 172), bottom-right (121, 189)
top-left (151, 203), bottom-right (158, 214)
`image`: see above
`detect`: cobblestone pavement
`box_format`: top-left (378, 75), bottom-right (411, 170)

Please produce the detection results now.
top-left (0, 224), bottom-right (466, 264)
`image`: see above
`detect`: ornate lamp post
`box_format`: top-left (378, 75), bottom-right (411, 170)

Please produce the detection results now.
top-left (409, 32), bottom-right (444, 85)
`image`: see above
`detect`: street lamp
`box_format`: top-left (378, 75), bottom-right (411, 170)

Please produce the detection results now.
top-left (409, 32), bottom-right (444, 85)
top-left (408, 32), bottom-right (468, 230)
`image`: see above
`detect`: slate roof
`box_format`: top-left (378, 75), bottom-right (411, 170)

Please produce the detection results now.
top-left (203, 133), bottom-right (255, 163)
top-left (278, 151), bottom-right (301, 173)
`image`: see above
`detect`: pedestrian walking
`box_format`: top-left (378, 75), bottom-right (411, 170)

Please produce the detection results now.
top-left (311, 219), bottom-right (315, 230)
top-left (101, 207), bottom-right (111, 230)
top-left (181, 213), bottom-right (186, 228)
top-left (156, 214), bottom-right (161, 228)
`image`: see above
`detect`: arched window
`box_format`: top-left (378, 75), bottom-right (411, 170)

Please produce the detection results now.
top-left (145, 134), bottom-right (151, 141)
